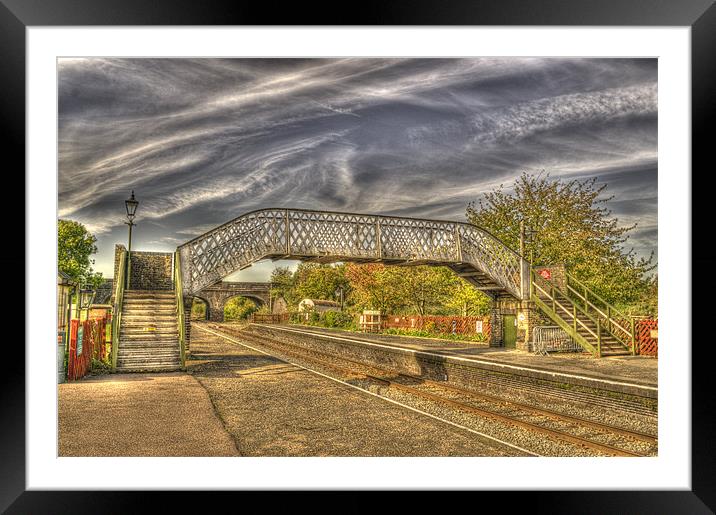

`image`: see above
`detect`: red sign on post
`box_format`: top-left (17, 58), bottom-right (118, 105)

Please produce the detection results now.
top-left (539, 269), bottom-right (552, 280)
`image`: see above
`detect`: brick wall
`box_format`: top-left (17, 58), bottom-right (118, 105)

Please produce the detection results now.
top-left (128, 251), bottom-right (173, 290)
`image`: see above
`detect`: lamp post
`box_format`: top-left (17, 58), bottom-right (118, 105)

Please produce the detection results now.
top-left (79, 285), bottom-right (96, 321)
top-left (124, 191), bottom-right (139, 289)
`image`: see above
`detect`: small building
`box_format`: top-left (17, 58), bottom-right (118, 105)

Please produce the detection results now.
top-left (298, 298), bottom-right (341, 314)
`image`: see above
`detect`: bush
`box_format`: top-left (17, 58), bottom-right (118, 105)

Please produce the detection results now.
top-left (383, 327), bottom-right (487, 343)
top-left (90, 358), bottom-right (111, 374)
top-left (290, 310), bottom-right (356, 330)
top-left (224, 296), bottom-right (258, 321)
top-left (322, 311), bottom-right (354, 328)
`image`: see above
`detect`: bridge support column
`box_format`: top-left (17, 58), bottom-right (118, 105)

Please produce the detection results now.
top-left (207, 298), bottom-right (225, 322)
top-left (489, 308), bottom-right (502, 347)
top-left (490, 299), bottom-right (545, 351)
top-left (516, 300), bottom-right (545, 352)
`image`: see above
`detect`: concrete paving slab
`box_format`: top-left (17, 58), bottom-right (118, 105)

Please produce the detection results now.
top-left (58, 372), bottom-right (239, 457)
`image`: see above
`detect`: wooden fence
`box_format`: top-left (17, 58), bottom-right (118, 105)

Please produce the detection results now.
top-left (67, 317), bottom-right (111, 381)
top-left (251, 312), bottom-right (290, 324)
top-left (381, 314), bottom-right (491, 340)
top-left (636, 318), bottom-right (658, 357)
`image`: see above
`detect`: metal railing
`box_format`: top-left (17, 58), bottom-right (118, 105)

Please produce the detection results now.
top-left (530, 269), bottom-right (634, 356)
top-left (565, 272), bottom-right (636, 354)
top-left (531, 326), bottom-right (581, 355)
top-left (174, 250), bottom-right (186, 368)
top-left (176, 208), bottom-right (525, 299)
top-left (110, 250), bottom-right (126, 371)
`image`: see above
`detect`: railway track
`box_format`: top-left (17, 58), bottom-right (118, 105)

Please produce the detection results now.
top-left (199, 323), bottom-right (657, 457)
top-left (269, 324), bottom-right (657, 417)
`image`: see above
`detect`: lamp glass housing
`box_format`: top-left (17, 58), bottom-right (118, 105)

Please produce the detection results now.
top-left (125, 191), bottom-right (139, 219)
top-left (79, 287), bottom-right (96, 309)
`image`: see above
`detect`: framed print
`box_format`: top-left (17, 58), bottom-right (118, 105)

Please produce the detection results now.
top-left (3, 0), bottom-right (714, 512)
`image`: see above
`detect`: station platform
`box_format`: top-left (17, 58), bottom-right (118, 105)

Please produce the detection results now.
top-left (244, 324), bottom-right (658, 400)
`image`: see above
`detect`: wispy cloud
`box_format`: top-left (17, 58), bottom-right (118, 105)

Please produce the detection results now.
top-left (58, 58), bottom-right (657, 276)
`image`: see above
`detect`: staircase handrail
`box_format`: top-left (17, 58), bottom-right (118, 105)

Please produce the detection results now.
top-left (174, 250), bottom-right (186, 368)
top-left (110, 250), bottom-right (126, 371)
top-left (531, 276), bottom-right (599, 340)
top-left (564, 272), bottom-right (634, 347)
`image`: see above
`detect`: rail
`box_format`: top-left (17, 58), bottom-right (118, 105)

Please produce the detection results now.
top-left (565, 272), bottom-right (635, 352)
top-left (530, 269), bottom-right (634, 356)
top-left (110, 250), bottom-right (126, 371)
top-left (174, 250), bottom-right (186, 368)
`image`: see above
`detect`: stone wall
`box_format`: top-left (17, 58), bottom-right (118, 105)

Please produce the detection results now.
top-left (128, 251), bottom-right (173, 290)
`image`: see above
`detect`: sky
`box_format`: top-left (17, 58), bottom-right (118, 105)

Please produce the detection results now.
top-left (58, 58), bottom-right (657, 282)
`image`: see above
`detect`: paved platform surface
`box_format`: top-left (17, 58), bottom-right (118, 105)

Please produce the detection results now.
top-left (187, 326), bottom-right (516, 456)
top-left (58, 373), bottom-right (239, 456)
top-left (263, 325), bottom-right (658, 388)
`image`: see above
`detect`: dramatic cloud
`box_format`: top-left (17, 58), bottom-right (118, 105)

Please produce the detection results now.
top-left (58, 58), bottom-right (657, 280)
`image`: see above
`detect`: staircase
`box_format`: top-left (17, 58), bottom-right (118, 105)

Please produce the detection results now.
top-left (116, 290), bottom-right (182, 371)
top-left (531, 271), bottom-right (634, 357)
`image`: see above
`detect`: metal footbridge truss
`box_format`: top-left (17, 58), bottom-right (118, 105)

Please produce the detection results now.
top-left (176, 208), bottom-right (530, 300)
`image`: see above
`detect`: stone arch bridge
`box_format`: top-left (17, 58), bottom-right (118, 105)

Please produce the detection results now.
top-left (194, 281), bottom-right (271, 322)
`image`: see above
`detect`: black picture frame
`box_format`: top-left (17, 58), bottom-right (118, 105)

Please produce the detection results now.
top-left (2, 1), bottom-right (713, 512)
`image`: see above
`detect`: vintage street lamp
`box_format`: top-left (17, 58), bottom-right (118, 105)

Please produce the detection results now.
top-left (79, 285), bottom-right (96, 321)
top-left (124, 191), bottom-right (139, 288)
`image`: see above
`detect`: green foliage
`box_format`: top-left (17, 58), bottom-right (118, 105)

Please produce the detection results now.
top-left (191, 298), bottom-right (207, 319)
top-left (321, 310), bottom-right (354, 328)
top-left (255, 304), bottom-right (271, 315)
top-left (290, 309), bottom-right (356, 330)
top-left (90, 358), bottom-right (112, 374)
top-left (466, 172), bottom-right (656, 313)
top-left (270, 266), bottom-right (297, 305)
top-left (345, 263), bottom-right (491, 316)
top-left (443, 277), bottom-right (492, 316)
top-left (383, 327), bottom-right (487, 343)
top-left (344, 263), bottom-right (404, 313)
top-left (293, 263), bottom-right (350, 303)
top-left (58, 219), bottom-right (104, 288)
top-left (224, 296), bottom-right (258, 321)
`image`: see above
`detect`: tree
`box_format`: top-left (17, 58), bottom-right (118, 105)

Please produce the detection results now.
top-left (270, 266), bottom-right (297, 305)
top-left (444, 277), bottom-right (492, 316)
top-left (345, 263), bottom-right (403, 314)
top-left (390, 265), bottom-right (455, 315)
top-left (466, 172), bottom-right (656, 312)
top-left (293, 263), bottom-right (350, 303)
top-left (58, 219), bottom-right (103, 288)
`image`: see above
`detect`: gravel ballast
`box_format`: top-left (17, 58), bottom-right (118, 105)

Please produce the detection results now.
top-left (204, 323), bottom-right (657, 457)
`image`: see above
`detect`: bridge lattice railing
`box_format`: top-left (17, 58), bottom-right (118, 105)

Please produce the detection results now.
top-left (177, 208), bottom-right (524, 299)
